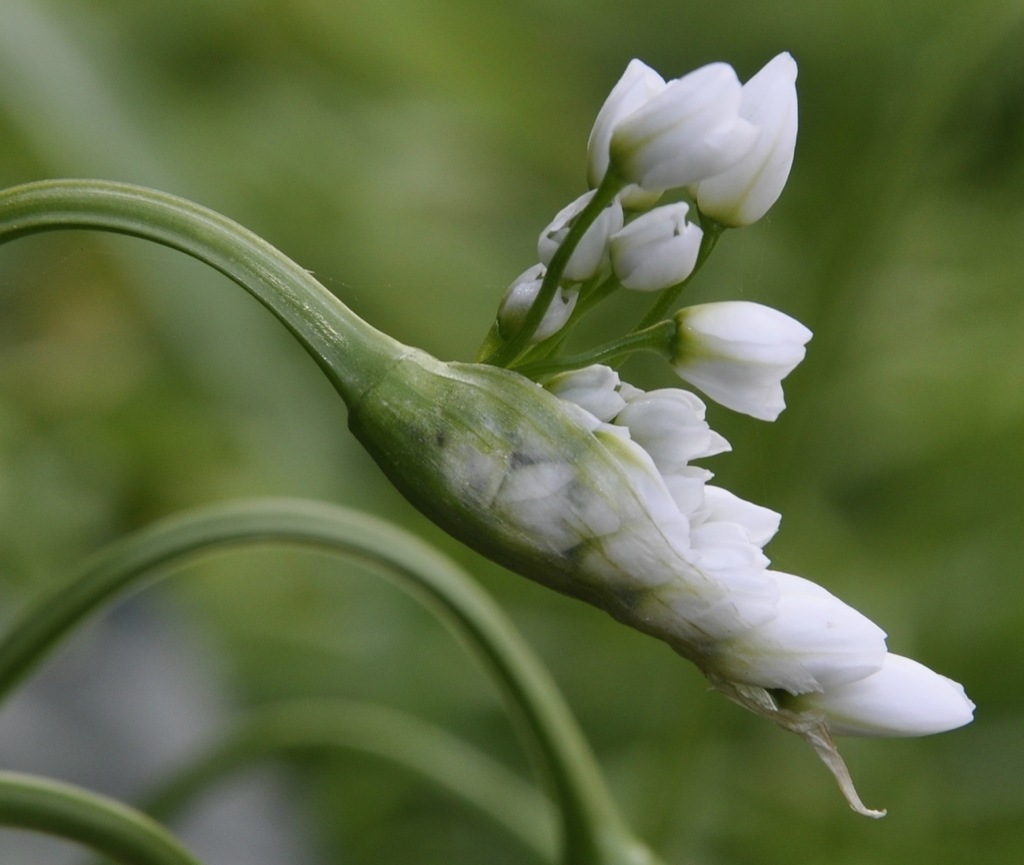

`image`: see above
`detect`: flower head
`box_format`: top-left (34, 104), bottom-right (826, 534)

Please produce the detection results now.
top-left (691, 52), bottom-right (799, 226)
top-left (671, 301), bottom-right (812, 420)
top-left (348, 349), bottom-right (972, 813)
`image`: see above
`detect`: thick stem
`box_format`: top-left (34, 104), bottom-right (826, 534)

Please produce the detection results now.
top-left (0, 179), bottom-right (405, 406)
top-left (0, 498), bottom-right (657, 865)
top-left (0, 772), bottom-right (203, 865)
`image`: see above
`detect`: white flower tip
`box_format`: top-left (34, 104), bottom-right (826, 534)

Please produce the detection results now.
top-left (763, 51), bottom-right (798, 82)
top-left (788, 653), bottom-right (975, 738)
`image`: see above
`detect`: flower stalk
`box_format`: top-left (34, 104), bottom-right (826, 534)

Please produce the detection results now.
top-left (0, 498), bottom-right (658, 865)
top-left (126, 700), bottom-right (556, 863)
top-left (0, 772), bottom-right (203, 865)
top-left (482, 171), bottom-right (624, 367)
top-left (514, 321), bottom-right (676, 379)
top-left (0, 179), bottom-right (406, 407)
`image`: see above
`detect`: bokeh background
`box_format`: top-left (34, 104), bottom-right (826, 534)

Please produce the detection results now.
top-left (1, 0), bottom-right (1022, 863)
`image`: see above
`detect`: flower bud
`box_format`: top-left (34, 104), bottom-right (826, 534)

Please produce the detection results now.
top-left (691, 52), bottom-right (799, 226)
top-left (782, 653), bottom-right (976, 737)
top-left (587, 59), bottom-right (666, 190)
top-left (608, 63), bottom-right (759, 192)
top-left (537, 190), bottom-right (624, 282)
top-left (609, 203), bottom-right (704, 292)
top-left (348, 350), bottom-right (781, 651)
top-left (706, 571), bottom-right (888, 694)
top-left (497, 264), bottom-right (577, 342)
top-left (544, 365), bottom-right (627, 422)
top-left (671, 301), bottom-right (812, 420)
top-left (697, 485), bottom-right (781, 548)
top-left (614, 388), bottom-right (729, 474)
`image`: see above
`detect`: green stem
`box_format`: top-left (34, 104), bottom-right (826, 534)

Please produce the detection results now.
top-left (633, 217), bottom-right (725, 333)
top-left (484, 173), bottom-right (624, 367)
top-left (514, 321), bottom-right (675, 380)
top-left (0, 498), bottom-right (655, 865)
top-left (0, 772), bottom-right (203, 865)
top-left (103, 699), bottom-right (554, 864)
top-left (511, 273), bottom-right (617, 370)
top-left (0, 179), bottom-right (404, 406)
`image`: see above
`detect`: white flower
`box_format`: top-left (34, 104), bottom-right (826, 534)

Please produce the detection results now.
top-left (607, 62), bottom-right (760, 192)
top-left (662, 466), bottom-right (713, 516)
top-left (537, 190), bottom-right (624, 282)
top-left (614, 388), bottom-right (729, 474)
top-left (609, 203), bottom-right (704, 292)
top-left (706, 571), bottom-right (888, 694)
top-left (497, 264), bottom-right (577, 342)
top-left (544, 365), bottom-right (627, 422)
top-left (536, 365), bottom-right (781, 643)
top-left (587, 59), bottom-right (666, 190)
top-left (691, 52), bottom-right (799, 226)
top-left (697, 485), bottom-right (781, 548)
top-left (784, 653), bottom-right (976, 737)
top-left (672, 301), bottom-right (812, 420)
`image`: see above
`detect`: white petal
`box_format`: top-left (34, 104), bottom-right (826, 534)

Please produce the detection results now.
top-left (789, 653), bottom-right (976, 737)
top-left (587, 59), bottom-right (666, 188)
top-left (673, 301), bottom-right (812, 420)
top-left (545, 365), bottom-right (627, 422)
top-left (615, 387), bottom-right (730, 475)
top-left (497, 265), bottom-right (578, 343)
top-left (537, 191), bottom-right (624, 281)
top-left (697, 485), bottom-right (781, 547)
top-left (707, 572), bottom-right (888, 694)
top-left (610, 63), bottom-right (759, 191)
top-left (692, 52), bottom-right (799, 226)
top-left (610, 203), bottom-right (703, 292)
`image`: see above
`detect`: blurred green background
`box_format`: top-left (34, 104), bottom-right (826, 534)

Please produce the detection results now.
top-left (1, 0), bottom-right (1022, 863)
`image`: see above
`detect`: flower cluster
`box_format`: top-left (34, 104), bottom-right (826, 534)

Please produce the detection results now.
top-left (544, 363), bottom-right (973, 738)
top-left (479, 52), bottom-right (973, 815)
top-left (493, 53), bottom-right (805, 374)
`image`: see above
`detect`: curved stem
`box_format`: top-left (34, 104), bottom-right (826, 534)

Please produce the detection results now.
top-left (484, 174), bottom-right (624, 367)
top-left (103, 699), bottom-right (554, 864)
top-left (0, 179), bottom-right (405, 406)
top-left (0, 772), bottom-right (203, 865)
top-left (0, 498), bottom-right (656, 865)
top-left (514, 321), bottom-right (675, 380)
